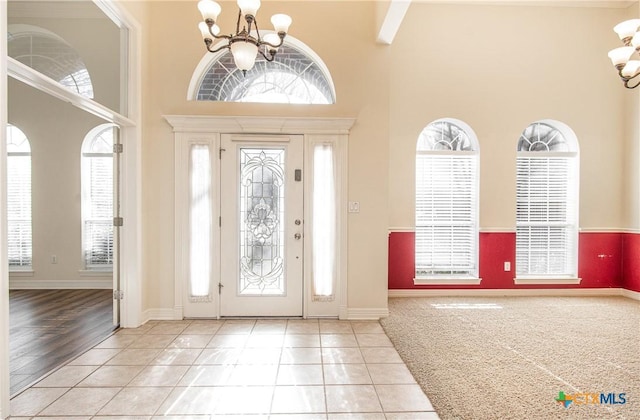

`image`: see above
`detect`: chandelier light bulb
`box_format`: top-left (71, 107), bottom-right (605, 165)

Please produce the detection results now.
top-left (608, 46), bottom-right (634, 67)
top-left (198, 0), bottom-right (221, 22)
top-left (622, 60), bottom-right (640, 78)
top-left (614, 19), bottom-right (640, 41)
top-left (271, 14), bottom-right (292, 34)
top-left (263, 33), bottom-right (280, 46)
top-left (631, 32), bottom-right (640, 49)
top-left (238, 0), bottom-right (261, 18)
top-left (198, 21), bottom-right (220, 40)
top-left (231, 41), bottom-right (259, 71)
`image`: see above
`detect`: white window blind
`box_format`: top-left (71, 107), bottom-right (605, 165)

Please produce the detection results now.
top-left (312, 143), bottom-right (336, 300)
top-left (515, 120), bottom-right (579, 278)
top-left (516, 155), bottom-right (578, 276)
top-left (81, 126), bottom-right (114, 270)
top-left (7, 126), bottom-right (32, 268)
top-left (189, 144), bottom-right (213, 299)
top-left (415, 152), bottom-right (478, 277)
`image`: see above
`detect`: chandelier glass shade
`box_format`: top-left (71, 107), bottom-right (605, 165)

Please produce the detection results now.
top-left (197, 0), bottom-right (292, 72)
top-left (608, 19), bottom-right (640, 89)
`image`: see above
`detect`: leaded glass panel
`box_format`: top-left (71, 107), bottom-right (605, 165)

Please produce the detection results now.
top-left (239, 148), bottom-right (286, 295)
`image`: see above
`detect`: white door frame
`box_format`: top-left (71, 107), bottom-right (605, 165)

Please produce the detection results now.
top-left (167, 115), bottom-right (354, 319)
top-left (1, 2), bottom-right (142, 416)
top-left (1, 0), bottom-right (10, 415)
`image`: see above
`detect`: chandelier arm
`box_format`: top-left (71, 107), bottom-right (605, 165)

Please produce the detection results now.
top-left (204, 39), bottom-right (231, 54)
top-left (236, 8), bottom-right (242, 35)
top-left (624, 77), bottom-right (640, 89)
top-left (258, 49), bottom-right (277, 62)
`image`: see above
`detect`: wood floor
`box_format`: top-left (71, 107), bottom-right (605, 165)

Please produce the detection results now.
top-left (9, 289), bottom-right (116, 396)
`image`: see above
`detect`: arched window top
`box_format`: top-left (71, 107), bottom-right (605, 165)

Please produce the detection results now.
top-left (189, 34), bottom-right (335, 104)
top-left (7, 124), bottom-right (31, 154)
top-left (417, 118), bottom-right (479, 152)
top-left (82, 124), bottom-right (114, 155)
top-left (8, 24), bottom-right (94, 98)
top-left (517, 120), bottom-right (579, 153)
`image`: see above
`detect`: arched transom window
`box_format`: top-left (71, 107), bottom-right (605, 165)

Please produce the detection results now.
top-left (415, 119), bottom-right (479, 280)
top-left (516, 120), bottom-right (579, 279)
top-left (8, 24), bottom-right (94, 98)
top-left (192, 37), bottom-right (335, 104)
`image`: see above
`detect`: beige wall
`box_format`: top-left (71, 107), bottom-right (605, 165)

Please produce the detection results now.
top-left (388, 2), bottom-right (630, 231)
top-left (8, 78), bottom-right (109, 284)
top-left (623, 1), bottom-right (640, 230)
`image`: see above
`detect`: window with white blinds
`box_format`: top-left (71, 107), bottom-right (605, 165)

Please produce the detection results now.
top-left (516, 121), bottom-right (579, 278)
top-left (415, 119), bottom-right (479, 279)
top-left (7, 125), bottom-right (32, 269)
top-left (81, 125), bottom-right (114, 270)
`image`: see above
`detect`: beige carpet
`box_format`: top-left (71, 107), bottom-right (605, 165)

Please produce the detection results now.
top-left (380, 296), bottom-right (640, 419)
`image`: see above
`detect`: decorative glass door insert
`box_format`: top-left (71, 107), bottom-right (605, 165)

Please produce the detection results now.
top-left (239, 148), bottom-right (286, 295)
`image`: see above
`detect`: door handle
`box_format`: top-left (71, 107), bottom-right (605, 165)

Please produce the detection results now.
top-left (294, 233), bottom-right (302, 240)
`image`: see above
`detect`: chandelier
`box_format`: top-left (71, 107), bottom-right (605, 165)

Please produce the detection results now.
top-left (608, 19), bottom-right (640, 89)
top-left (197, 0), bottom-right (292, 73)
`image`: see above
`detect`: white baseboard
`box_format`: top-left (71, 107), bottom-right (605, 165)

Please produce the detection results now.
top-left (388, 288), bottom-right (630, 298)
top-left (9, 279), bottom-right (112, 289)
top-left (346, 307), bottom-right (389, 320)
top-left (142, 308), bottom-right (182, 322)
top-left (621, 289), bottom-right (640, 301)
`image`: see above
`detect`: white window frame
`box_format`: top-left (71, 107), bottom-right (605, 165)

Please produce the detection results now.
top-left (414, 118), bottom-right (480, 285)
top-left (6, 125), bottom-right (32, 272)
top-left (515, 120), bottom-right (580, 285)
top-left (187, 34), bottom-right (336, 104)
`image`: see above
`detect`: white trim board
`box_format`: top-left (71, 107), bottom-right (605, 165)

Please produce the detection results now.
top-left (345, 308), bottom-right (390, 320)
top-left (388, 288), bottom-right (639, 300)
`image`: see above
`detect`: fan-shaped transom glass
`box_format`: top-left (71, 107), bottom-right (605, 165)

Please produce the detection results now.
top-left (518, 122), bottom-right (575, 153)
top-left (197, 43), bottom-right (334, 104)
top-left (417, 120), bottom-right (477, 152)
top-left (8, 24), bottom-right (94, 98)
top-left (7, 124), bottom-right (31, 154)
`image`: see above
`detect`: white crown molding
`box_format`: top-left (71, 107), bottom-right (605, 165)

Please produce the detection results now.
top-left (163, 115), bottom-right (356, 135)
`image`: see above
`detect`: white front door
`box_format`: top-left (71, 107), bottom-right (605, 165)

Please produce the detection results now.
top-left (220, 134), bottom-right (304, 316)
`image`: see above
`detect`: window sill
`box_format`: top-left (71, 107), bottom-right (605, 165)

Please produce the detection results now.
top-left (414, 277), bottom-right (482, 285)
top-left (9, 270), bottom-right (34, 277)
top-left (514, 277), bottom-right (581, 285)
top-left (79, 270), bottom-right (113, 277)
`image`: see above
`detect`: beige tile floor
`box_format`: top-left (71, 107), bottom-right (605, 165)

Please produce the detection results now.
top-left (9, 319), bottom-right (440, 419)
